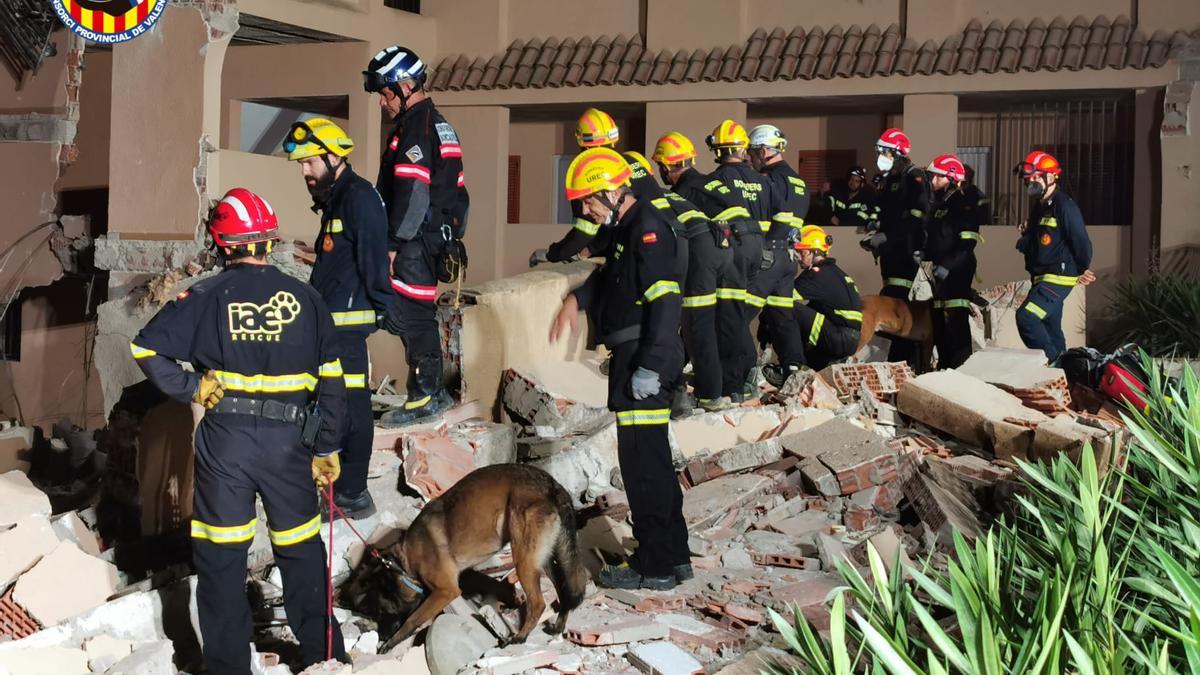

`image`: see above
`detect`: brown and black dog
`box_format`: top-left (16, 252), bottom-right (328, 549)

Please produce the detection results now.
top-left (352, 464), bottom-right (588, 652)
top-left (856, 294), bottom-right (937, 371)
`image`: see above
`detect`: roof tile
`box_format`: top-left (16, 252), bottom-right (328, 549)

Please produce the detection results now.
top-left (686, 48), bottom-right (707, 82)
top-left (855, 24), bottom-right (881, 77)
top-left (463, 56), bottom-right (486, 90)
top-left (701, 46), bottom-right (724, 81)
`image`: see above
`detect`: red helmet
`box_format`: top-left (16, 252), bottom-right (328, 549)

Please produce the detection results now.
top-left (208, 188), bottom-right (279, 248)
top-left (876, 128), bottom-right (911, 156)
top-left (1015, 151), bottom-right (1062, 178)
top-left (927, 154), bottom-right (966, 182)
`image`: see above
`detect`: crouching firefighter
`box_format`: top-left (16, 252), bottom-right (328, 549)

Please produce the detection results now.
top-left (921, 154), bottom-right (980, 370)
top-left (793, 225), bottom-right (863, 371)
top-left (284, 118), bottom-right (393, 519)
top-left (550, 148), bottom-right (691, 590)
top-left (130, 188), bottom-right (348, 674)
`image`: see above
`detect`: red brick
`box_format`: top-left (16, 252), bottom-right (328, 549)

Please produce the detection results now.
top-left (0, 587), bottom-right (38, 640)
top-left (634, 594), bottom-right (687, 612)
top-left (566, 618), bottom-right (669, 646)
top-left (843, 506), bottom-right (880, 531)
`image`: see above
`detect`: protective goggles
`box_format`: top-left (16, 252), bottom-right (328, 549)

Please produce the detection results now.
top-left (282, 121), bottom-right (332, 156)
top-left (362, 70), bottom-right (389, 93)
top-left (1012, 161), bottom-right (1039, 179)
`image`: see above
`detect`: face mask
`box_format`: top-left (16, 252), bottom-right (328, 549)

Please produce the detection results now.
top-left (1026, 181), bottom-right (1045, 199)
top-left (876, 154), bottom-right (894, 172)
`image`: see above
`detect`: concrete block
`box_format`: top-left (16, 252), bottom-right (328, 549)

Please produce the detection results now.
top-left (50, 512), bottom-right (101, 557)
top-left (105, 640), bottom-right (175, 675)
top-left (12, 542), bottom-right (119, 627)
top-left (816, 534), bottom-right (852, 571)
top-left (743, 531), bottom-right (820, 569)
top-left (959, 348), bottom-right (1072, 412)
top-left (400, 420), bottom-right (516, 500)
top-left (720, 548), bottom-right (755, 569)
top-left (764, 510), bottom-right (832, 539)
top-left (0, 426), bottom-right (33, 474)
top-left (681, 438), bottom-right (783, 487)
top-left (0, 646), bottom-right (89, 674)
top-left (566, 617), bottom-right (670, 646)
top-left (669, 407), bottom-right (783, 462)
top-left (796, 457), bottom-right (840, 496)
top-left (868, 528), bottom-right (913, 574)
top-left (0, 471), bottom-right (52, 528)
top-left (653, 613), bottom-right (745, 651)
top-left (535, 421), bottom-right (619, 507)
top-left (478, 649), bottom-right (561, 675)
top-left (84, 634), bottom-right (133, 672)
top-left (1032, 414), bottom-right (1112, 468)
top-left (424, 613), bottom-right (498, 675)
top-left (682, 474), bottom-right (774, 531)
top-left (897, 370), bottom-right (1048, 460)
top-left (927, 454), bottom-right (1012, 484)
top-left (780, 419), bottom-right (897, 495)
top-left (502, 363), bottom-right (611, 437)
top-left (0, 517), bottom-right (59, 590)
top-left (627, 641), bottom-right (704, 675)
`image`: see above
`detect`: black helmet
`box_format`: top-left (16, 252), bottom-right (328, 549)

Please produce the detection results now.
top-left (363, 45), bottom-right (427, 94)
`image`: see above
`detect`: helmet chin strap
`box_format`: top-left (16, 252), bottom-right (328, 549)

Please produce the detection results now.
top-left (595, 190), bottom-right (627, 226)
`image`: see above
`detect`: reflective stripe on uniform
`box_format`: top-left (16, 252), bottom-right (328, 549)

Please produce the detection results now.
top-left (714, 206), bottom-right (750, 222)
top-left (650, 197), bottom-right (670, 209)
top-left (130, 343), bottom-right (156, 359)
top-left (391, 279), bottom-right (439, 302)
top-left (884, 277), bottom-right (914, 289)
top-left (1024, 302), bottom-right (1048, 319)
top-left (743, 293), bottom-right (767, 308)
top-left (808, 313), bottom-right (826, 345)
top-left (1033, 273), bottom-right (1078, 287)
top-left (573, 217), bottom-right (600, 236)
top-left (959, 231), bottom-right (984, 242)
top-left (792, 290), bottom-right (807, 303)
top-left (834, 309), bottom-right (863, 322)
top-left (682, 293), bottom-right (717, 308)
top-left (766, 295), bottom-right (794, 308)
top-left (643, 280), bottom-right (681, 302)
top-left (269, 515), bottom-right (321, 547)
top-left (616, 409), bottom-right (670, 426)
top-left (716, 288), bottom-right (746, 301)
top-left (677, 210), bottom-right (705, 222)
top-left (214, 371), bottom-right (318, 393)
top-left (704, 179), bottom-right (725, 191)
top-left (332, 310), bottom-right (377, 326)
top-left (933, 299), bottom-right (972, 310)
top-left (908, 209), bottom-right (924, 218)
top-left (327, 219), bottom-right (344, 233)
top-left (1039, 216), bottom-right (1058, 228)
top-left (344, 373), bottom-right (367, 389)
top-left (319, 360), bottom-right (344, 378)
top-left (404, 395), bottom-right (432, 410)
top-left (192, 517), bottom-right (257, 544)
top-left (844, 276), bottom-right (859, 290)
top-left (759, 220), bottom-right (771, 233)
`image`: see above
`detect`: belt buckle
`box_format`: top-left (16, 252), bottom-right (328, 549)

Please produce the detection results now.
top-left (261, 399), bottom-right (284, 420)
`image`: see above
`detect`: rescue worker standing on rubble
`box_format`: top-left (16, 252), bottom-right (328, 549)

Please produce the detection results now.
top-left (550, 148), bottom-right (690, 590)
top-left (530, 108), bottom-right (621, 266)
top-left (921, 154), bottom-right (981, 370)
top-left (130, 188), bottom-right (348, 674)
top-left (747, 124), bottom-right (809, 387)
top-left (827, 166), bottom-right (878, 231)
top-left (364, 45), bottom-right (469, 426)
top-left (864, 128), bottom-right (929, 365)
top-left (652, 132), bottom-right (737, 412)
top-left (1014, 151), bottom-right (1095, 361)
top-left (792, 225), bottom-right (863, 371)
top-left (706, 120), bottom-right (777, 400)
top-left (284, 118), bottom-right (392, 519)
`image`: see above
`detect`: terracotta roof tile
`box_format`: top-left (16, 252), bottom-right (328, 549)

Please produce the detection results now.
top-left (427, 16), bottom-right (1197, 92)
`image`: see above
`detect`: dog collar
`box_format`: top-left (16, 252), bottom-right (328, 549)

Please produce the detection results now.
top-left (377, 552), bottom-right (426, 596)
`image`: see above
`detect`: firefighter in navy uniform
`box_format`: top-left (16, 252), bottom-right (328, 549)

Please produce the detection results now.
top-left (921, 154), bottom-right (981, 370)
top-left (747, 124), bottom-right (810, 387)
top-left (828, 166), bottom-right (878, 231)
top-left (550, 148), bottom-right (690, 590)
top-left (530, 108), bottom-right (621, 266)
top-left (793, 225), bottom-right (863, 371)
top-left (364, 45), bottom-right (470, 426)
top-left (284, 118), bottom-right (392, 519)
top-left (1014, 151), bottom-right (1095, 361)
top-left (130, 188), bottom-right (347, 674)
top-left (962, 164), bottom-right (992, 230)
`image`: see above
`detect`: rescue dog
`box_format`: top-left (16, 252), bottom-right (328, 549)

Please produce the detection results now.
top-left (856, 294), bottom-right (936, 371)
top-left (358, 464), bottom-right (588, 652)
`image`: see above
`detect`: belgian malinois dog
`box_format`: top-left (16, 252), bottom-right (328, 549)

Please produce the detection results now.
top-left (358, 464), bottom-right (588, 652)
top-left (856, 294), bottom-right (937, 371)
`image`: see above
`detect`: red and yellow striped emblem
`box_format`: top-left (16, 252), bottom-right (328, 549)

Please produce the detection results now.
top-left (63, 0), bottom-right (156, 34)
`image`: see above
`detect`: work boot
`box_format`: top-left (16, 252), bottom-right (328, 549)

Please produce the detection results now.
top-left (379, 389), bottom-right (454, 428)
top-left (671, 388), bottom-right (693, 420)
top-left (598, 562), bottom-right (676, 591)
top-left (762, 363), bottom-right (800, 389)
top-left (673, 563), bottom-right (695, 582)
top-left (322, 489), bottom-right (376, 522)
top-left (696, 396), bottom-right (732, 413)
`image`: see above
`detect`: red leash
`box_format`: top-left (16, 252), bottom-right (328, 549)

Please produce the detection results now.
top-left (324, 482), bottom-right (393, 662)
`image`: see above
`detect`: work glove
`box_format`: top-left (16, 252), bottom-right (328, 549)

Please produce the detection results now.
top-left (193, 371), bottom-right (224, 409)
top-left (863, 232), bottom-right (887, 253)
top-left (629, 367), bottom-right (661, 401)
top-left (933, 265), bottom-right (950, 282)
top-left (312, 452), bottom-right (341, 488)
top-left (529, 248), bottom-right (550, 268)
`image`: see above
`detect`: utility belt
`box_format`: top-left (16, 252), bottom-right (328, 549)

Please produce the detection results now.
top-left (724, 219), bottom-right (763, 239)
top-left (764, 238), bottom-right (794, 251)
top-left (599, 323), bottom-right (641, 349)
top-left (210, 396), bottom-right (323, 449)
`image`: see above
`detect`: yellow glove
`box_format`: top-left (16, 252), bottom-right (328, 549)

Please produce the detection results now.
top-left (312, 453), bottom-right (341, 488)
top-left (194, 371), bottom-right (224, 409)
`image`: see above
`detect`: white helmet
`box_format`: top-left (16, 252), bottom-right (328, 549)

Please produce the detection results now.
top-left (748, 124), bottom-right (787, 151)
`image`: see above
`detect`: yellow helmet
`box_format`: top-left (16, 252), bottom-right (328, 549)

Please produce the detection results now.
top-left (283, 118), bottom-right (354, 160)
top-left (651, 132), bottom-right (696, 165)
top-left (796, 225), bottom-right (832, 253)
top-left (706, 119), bottom-right (749, 150)
top-left (622, 151), bottom-right (654, 180)
top-left (575, 108), bottom-right (620, 148)
top-left (565, 147), bottom-right (632, 201)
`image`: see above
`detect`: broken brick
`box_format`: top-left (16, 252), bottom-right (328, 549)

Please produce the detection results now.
top-left (843, 506), bottom-right (880, 531)
top-left (502, 366), bottom-right (612, 436)
top-left (0, 587), bottom-right (38, 640)
top-left (682, 474), bottom-right (773, 531)
top-left (400, 420), bottom-right (516, 500)
top-left (824, 362), bottom-right (915, 401)
top-left (655, 614), bottom-right (746, 651)
top-left (566, 617), bottom-right (670, 646)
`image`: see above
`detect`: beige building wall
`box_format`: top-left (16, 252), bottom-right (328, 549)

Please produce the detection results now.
top-left (1160, 80), bottom-right (1199, 253)
top-left (59, 52), bottom-right (111, 191)
top-left (644, 100), bottom-right (747, 174)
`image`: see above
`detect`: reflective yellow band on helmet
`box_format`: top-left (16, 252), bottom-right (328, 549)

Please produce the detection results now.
top-left (743, 293), bottom-right (766, 308)
top-left (319, 360), bottom-right (344, 378)
top-left (344, 373), bottom-right (367, 389)
top-left (766, 295), bottom-right (794, 308)
top-left (909, 209), bottom-right (925, 218)
top-left (214, 371), bottom-right (318, 393)
top-left (405, 395), bottom-right (432, 410)
top-left (933, 299), bottom-right (971, 310)
top-left (759, 220), bottom-right (771, 233)
top-left (1033, 274), bottom-right (1078, 287)
top-left (651, 197), bottom-right (670, 209)
top-left (716, 288), bottom-right (746, 301)
top-left (130, 343), bottom-right (157, 359)
top-left (192, 517), bottom-right (257, 544)
top-left (327, 219), bottom-right (344, 234)
top-left (616, 409), bottom-right (670, 426)
top-left (573, 217), bottom-right (600, 236)
top-left (714, 206), bottom-right (751, 222)
top-left (682, 293), bottom-right (717, 308)
top-left (643, 280), bottom-right (681, 303)
top-left (834, 309), bottom-right (863, 322)
top-left (677, 210), bottom-right (705, 223)
top-left (808, 313), bottom-right (826, 345)
top-left (959, 231), bottom-right (983, 242)
top-left (884, 277), bottom-right (914, 289)
top-left (1039, 216), bottom-right (1058, 228)
top-left (1024, 302), bottom-right (1048, 319)
top-left (332, 310), bottom-right (377, 326)
top-left (269, 515), bottom-right (321, 547)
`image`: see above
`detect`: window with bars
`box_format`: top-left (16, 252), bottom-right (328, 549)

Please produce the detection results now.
top-left (507, 156), bottom-right (521, 224)
top-left (795, 149), bottom-right (858, 192)
top-left (383, 0), bottom-right (420, 13)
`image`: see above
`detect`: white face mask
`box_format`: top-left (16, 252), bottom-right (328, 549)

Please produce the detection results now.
top-left (876, 154), bottom-right (894, 172)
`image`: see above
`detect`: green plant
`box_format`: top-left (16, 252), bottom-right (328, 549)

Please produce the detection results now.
top-left (1100, 276), bottom-right (1200, 357)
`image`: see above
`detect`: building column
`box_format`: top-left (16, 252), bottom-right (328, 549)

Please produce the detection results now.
top-left (440, 105), bottom-right (510, 284)
top-left (645, 100), bottom-right (748, 175)
top-left (349, 43), bottom-right (384, 182)
top-left (901, 94), bottom-right (958, 166)
top-left (1160, 72), bottom-right (1200, 260)
top-left (1131, 88), bottom-right (1162, 278)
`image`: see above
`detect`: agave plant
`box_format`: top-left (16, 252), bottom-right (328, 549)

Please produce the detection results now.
top-left (1100, 276), bottom-right (1200, 357)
